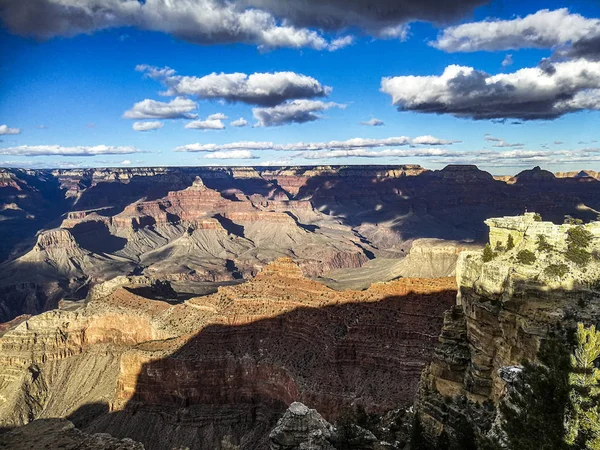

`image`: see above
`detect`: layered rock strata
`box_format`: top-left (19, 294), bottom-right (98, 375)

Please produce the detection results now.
top-left (416, 213), bottom-right (600, 443)
top-left (0, 259), bottom-right (456, 450)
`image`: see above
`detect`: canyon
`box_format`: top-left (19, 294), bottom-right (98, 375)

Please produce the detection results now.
top-left (0, 258), bottom-right (456, 449)
top-left (2, 165), bottom-right (600, 449)
top-left (2, 164), bottom-right (600, 323)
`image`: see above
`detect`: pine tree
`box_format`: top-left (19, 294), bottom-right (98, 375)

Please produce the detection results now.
top-left (483, 244), bottom-right (494, 262)
top-left (565, 324), bottom-right (600, 450)
top-left (499, 336), bottom-right (572, 450)
top-left (506, 234), bottom-right (515, 251)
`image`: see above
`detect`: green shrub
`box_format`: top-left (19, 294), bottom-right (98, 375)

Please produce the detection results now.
top-left (483, 244), bottom-right (495, 262)
top-left (564, 215), bottom-right (584, 225)
top-left (506, 234), bottom-right (515, 251)
top-left (567, 226), bottom-right (593, 249)
top-left (533, 213), bottom-right (542, 222)
top-left (566, 247), bottom-right (592, 267)
top-left (536, 234), bottom-right (553, 252)
top-left (544, 263), bottom-right (569, 279)
top-left (517, 249), bottom-right (537, 265)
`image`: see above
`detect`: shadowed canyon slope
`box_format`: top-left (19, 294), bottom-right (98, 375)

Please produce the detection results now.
top-left (0, 258), bottom-right (456, 449)
top-left (2, 164), bottom-right (600, 322)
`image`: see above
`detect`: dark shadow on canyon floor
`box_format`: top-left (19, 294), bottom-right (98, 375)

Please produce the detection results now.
top-left (65, 287), bottom-right (457, 450)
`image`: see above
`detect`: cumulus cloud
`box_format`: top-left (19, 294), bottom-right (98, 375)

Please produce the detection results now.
top-left (0, 125), bottom-right (21, 135)
top-left (484, 135), bottom-right (524, 148)
top-left (173, 135), bottom-right (458, 152)
top-left (502, 54), bottom-right (513, 67)
top-left (381, 59), bottom-right (600, 120)
top-left (120, 159), bottom-right (132, 165)
top-left (132, 121), bottom-right (163, 131)
top-left (204, 150), bottom-right (257, 159)
top-left (0, 0), bottom-right (488, 50)
top-left (230, 117), bottom-right (249, 127)
top-left (0, 145), bottom-right (141, 156)
top-left (123, 97), bottom-right (197, 119)
top-left (360, 118), bottom-right (385, 126)
top-left (207, 113), bottom-right (228, 120)
top-left (137, 65), bottom-right (332, 106)
top-left (432, 9), bottom-right (600, 60)
top-left (185, 118), bottom-right (226, 130)
top-left (253, 100), bottom-right (344, 127)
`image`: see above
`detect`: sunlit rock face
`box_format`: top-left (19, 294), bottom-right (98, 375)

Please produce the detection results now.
top-left (3, 164), bottom-right (600, 323)
top-left (416, 214), bottom-right (600, 443)
top-left (0, 260), bottom-right (456, 450)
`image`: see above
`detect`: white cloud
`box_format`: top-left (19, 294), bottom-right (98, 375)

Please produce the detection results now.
top-left (120, 159), bottom-right (132, 165)
top-left (381, 59), bottom-right (600, 120)
top-left (412, 135), bottom-right (460, 145)
top-left (432, 9), bottom-right (600, 58)
top-left (138, 65), bottom-right (332, 106)
top-left (207, 113), bottom-right (228, 120)
top-left (502, 54), bottom-right (513, 67)
top-left (123, 97), bottom-right (197, 119)
top-left (0, 145), bottom-right (141, 156)
top-left (0, 125), bottom-right (21, 135)
top-left (360, 118), bottom-right (385, 126)
top-left (185, 118), bottom-right (226, 130)
top-left (230, 117), bottom-right (249, 127)
top-left (132, 121), bottom-right (163, 131)
top-left (174, 135), bottom-right (459, 152)
top-left (204, 150), bottom-right (257, 159)
top-left (253, 99), bottom-right (344, 126)
top-left (328, 35), bottom-right (355, 51)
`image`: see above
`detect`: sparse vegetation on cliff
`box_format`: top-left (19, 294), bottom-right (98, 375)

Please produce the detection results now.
top-left (545, 263), bottom-right (569, 279)
top-left (497, 336), bottom-right (572, 450)
top-left (483, 244), bottom-right (495, 262)
top-left (537, 234), bottom-right (553, 253)
top-left (568, 226), bottom-right (594, 250)
top-left (565, 216), bottom-right (584, 226)
top-left (517, 249), bottom-right (537, 265)
top-left (566, 324), bottom-right (600, 450)
top-left (506, 234), bottom-right (515, 251)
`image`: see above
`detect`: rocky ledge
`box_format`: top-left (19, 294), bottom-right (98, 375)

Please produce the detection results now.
top-left (416, 213), bottom-right (600, 444)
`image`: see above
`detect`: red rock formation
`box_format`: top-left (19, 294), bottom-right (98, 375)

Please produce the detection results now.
top-left (0, 261), bottom-right (456, 449)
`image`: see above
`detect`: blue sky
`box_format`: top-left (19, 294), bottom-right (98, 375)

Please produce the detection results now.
top-left (1, 0), bottom-right (600, 174)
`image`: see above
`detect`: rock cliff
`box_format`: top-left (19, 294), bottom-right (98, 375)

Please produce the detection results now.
top-left (415, 213), bottom-right (600, 444)
top-left (0, 259), bottom-right (456, 449)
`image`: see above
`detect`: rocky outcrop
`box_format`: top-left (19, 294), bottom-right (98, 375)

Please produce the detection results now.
top-left (0, 419), bottom-right (145, 449)
top-left (269, 402), bottom-right (338, 450)
top-left (0, 260), bottom-right (456, 449)
top-left (415, 213), bottom-right (600, 444)
top-left (391, 239), bottom-right (481, 278)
